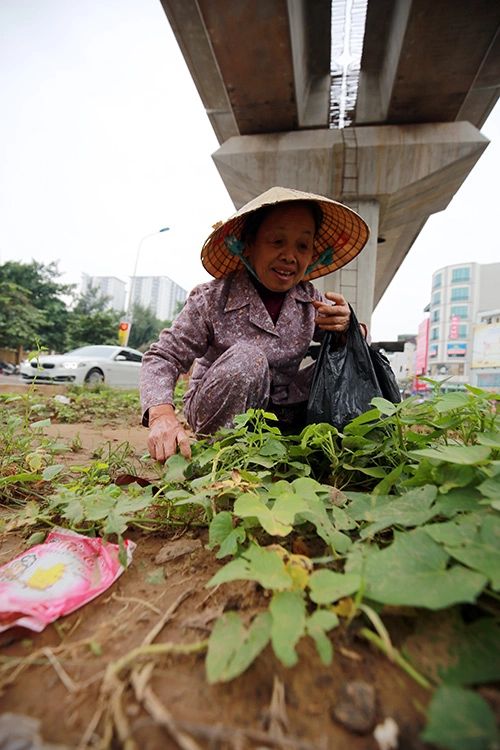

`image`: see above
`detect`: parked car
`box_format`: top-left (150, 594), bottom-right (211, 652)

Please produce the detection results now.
top-left (20, 345), bottom-right (143, 388)
top-left (0, 360), bottom-right (18, 375)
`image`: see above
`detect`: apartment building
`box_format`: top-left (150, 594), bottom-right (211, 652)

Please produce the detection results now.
top-left (426, 262), bottom-right (500, 388)
top-left (128, 276), bottom-right (187, 321)
top-left (81, 274), bottom-right (126, 313)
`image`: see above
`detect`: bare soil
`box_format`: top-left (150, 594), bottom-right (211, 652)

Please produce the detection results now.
top-left (0, 401), bottom-right (441, 749)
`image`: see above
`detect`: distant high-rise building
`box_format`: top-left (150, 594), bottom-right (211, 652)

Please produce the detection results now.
top-left (129, 276), bottom-right (187, 321)
top-left (81, 274), bottom-right (126, 312)
top-left (426, 262), bottom-right (500, 390)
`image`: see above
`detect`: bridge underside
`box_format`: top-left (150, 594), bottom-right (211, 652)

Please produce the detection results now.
top-left (160, 0), bottom-right (500, 323)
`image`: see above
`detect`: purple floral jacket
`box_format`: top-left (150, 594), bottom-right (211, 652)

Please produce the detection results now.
top-left (140, 269), bottom-right (327, 424)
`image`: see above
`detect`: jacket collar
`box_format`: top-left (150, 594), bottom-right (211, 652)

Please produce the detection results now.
top-left (224, 269), bottom-right (313, 334)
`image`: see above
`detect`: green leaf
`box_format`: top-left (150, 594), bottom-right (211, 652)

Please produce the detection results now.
top-left (434, 392), bottom-right (471, 412)
top-left (306, 609), bottom-right (339, 665)
top-left (373, 462), bottom-right (406, 495)
top-left (421, 685), bottom-right (500, 750)
top-left (206, 544), bottom-right (293, 590)
top-left (233, 492), bottom-right (307, 537)
top-left (344, 465), bottom-right (387, 478)
top-left (346, 529), bottom-right (487, 609)
top-left (218, 527), bottom-right (247, 557)
top-left (438, 618), bottom-right (500, 686)
top-left (0, 472), bottom-right (43, 486)
top-left (424, 514), bottom-right (481, 546)
top-left (478, 473), bottom-right (500, 499)
top-left (344, 492), bottom-right (390, 521)
top-left (476, 432), bottom-right (500, 449)
top-left (208, 511), bottom-right (234, 548)
top-left (206, 611), bottom-right (272, 683)
top-left (174, 490), bottom-right (212, 511)
top-left (30, 418), bottom-right (51, 430)
top-left (443, 515), bottom-right (500, 590)
top-left (402, 458), bottom-right (439, 488)
top-left (291, 478), bottom-right (352, 553)
top-left (208, 511), bottom-right (246, 558)
top-left (371, 397), bottom-right (398, 415)
top-left (308, 569), bottom-right (361, 605)
top-left (269, 590), bottom-right (306, 667)
top-left (62, 497), bottom-right (86, 524)
top-left (26, 530), bottom-right (47, 547)
top-left (358, 485), bottom-right (438, 539)
top-left (433, 463), bottom-right (480, 494)
top-left (410, 445), bottom-right (491, 465)
top-left (259, 437), bottom-right (288, 458)
top-left (162, 453), bottom-right (189, 482)
top-left (432, 488), bottom-right (485, 518)
top-left (42, 464), bottom-right (66, 481)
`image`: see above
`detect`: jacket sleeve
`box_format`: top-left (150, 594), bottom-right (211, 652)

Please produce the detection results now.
top-left (139, 285), bottom-right (213, 423)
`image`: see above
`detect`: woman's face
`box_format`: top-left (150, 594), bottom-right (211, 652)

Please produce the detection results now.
top-left (245, 204), bottom-right (316, 292)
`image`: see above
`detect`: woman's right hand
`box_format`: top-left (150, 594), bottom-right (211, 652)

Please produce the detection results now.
top-left (147, 404), bottom-right (192, 463)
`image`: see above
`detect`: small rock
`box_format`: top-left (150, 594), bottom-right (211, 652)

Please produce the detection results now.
top-left (155, 538), bottom-right (202, 564)
top-left (331, 680), bottom-right (377, 734)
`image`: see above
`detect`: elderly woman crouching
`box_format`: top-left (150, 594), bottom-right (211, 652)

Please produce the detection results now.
top-left (140, 187), bottom-right (369, 462)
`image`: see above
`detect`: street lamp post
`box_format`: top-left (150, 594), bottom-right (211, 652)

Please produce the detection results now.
top-left (120, 227), bottom-right (169, 346)
top-left (126, 227), bottom-right (169, 321)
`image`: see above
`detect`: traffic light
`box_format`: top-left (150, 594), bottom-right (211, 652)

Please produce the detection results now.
top-left (118, 321), bottom-right (131, 346)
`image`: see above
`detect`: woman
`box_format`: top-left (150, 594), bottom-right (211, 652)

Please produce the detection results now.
top-left (140, 186), bottom-right (369, 462)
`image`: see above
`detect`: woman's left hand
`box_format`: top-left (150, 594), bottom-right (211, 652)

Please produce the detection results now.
top-left (312, 292), bottom-right (350, 332)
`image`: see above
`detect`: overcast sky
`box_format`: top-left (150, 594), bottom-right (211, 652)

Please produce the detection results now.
top-left (1, 0), bottom-right (499, 342)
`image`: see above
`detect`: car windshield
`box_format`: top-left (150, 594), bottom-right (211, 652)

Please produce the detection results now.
top-left (64, 346), bottom-right (117, 358)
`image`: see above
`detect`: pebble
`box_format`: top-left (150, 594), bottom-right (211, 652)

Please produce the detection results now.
top-left (331, 680), bottom-right (377, 734)
top-left (154, 538), bottom-right (202, 563)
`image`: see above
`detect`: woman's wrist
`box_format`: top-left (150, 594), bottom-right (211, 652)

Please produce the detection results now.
top-left (148, 403), bottom-right (176, 422)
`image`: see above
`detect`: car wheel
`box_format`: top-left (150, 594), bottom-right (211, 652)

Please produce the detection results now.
top-left (85, 368), bottom-right (104, 387)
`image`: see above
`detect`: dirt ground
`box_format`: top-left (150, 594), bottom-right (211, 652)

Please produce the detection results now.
top-left (0, 405), bottom-right (443, 749)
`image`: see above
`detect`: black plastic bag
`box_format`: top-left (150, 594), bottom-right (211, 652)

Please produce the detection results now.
top-left (306, 306), bottom-right (401, 431)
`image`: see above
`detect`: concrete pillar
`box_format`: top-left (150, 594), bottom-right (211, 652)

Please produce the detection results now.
top-left (314, 200), bottom-right (379, 327)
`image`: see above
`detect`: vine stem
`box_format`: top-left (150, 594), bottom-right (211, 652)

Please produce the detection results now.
top-left (360, 627), bottom-right (433, 691)
top-left (108, 639), bottom-right (209, 679)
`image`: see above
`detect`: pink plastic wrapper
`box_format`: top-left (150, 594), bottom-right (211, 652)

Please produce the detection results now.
top-left (0, 527), bottom-right (136, 632)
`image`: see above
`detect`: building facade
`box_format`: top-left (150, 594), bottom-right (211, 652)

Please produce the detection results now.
top-left (129, 276), bottom-right (187, 321)
top-left (81, 275), bottom-right (126, 313)
top-left (427, 262), bottom-right (500, 389)
top-left (471, 308), bottom-right (500, 393)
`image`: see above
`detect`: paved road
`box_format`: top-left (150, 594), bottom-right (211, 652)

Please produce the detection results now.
top-left (0, 373), bottom-right (23, 386)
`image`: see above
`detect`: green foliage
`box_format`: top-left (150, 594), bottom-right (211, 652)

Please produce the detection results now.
top-left (421, 686), bottom-right (500, 750)
top-left (0, 260), bottom-right (73, 351)
top-left (66, 286), bottom-right (121, 349)
top-left (127, 301), bottom-right (166, 350)
top-left (2, 383), bottom-right (500, 744)
top-left (0, 281), bottom-right (46, 348)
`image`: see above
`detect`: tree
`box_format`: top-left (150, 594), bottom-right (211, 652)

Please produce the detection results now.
top-left (0, 281), bottom-right (46, 349)
top-left (0, 260), bottom-right (74, 351)
top-left (127, 302), bottom-right (165, 350)
top-left (66, 287), bottom-right (121, 349)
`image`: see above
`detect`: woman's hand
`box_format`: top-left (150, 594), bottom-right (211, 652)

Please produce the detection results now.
top-left (312, 292), bottom-right (350, 332)
top-left (147, 404), bottom-right (192, 463)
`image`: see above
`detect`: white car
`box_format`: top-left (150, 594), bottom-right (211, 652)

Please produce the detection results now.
top-left (20, 345), bottom-right (143, 388)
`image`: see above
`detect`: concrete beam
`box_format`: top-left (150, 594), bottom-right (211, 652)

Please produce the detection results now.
top-left (159, 0), bottom-right (332, 140)
top-left (158, 0), bottom-right (239, 144)
top-left (356, 0), bottom-right (500, 127)
top-left (212, 122), bottom-right (488, 311)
